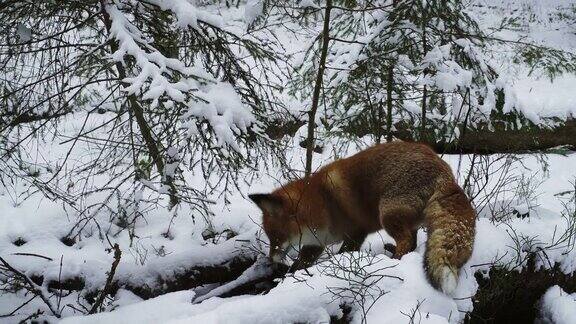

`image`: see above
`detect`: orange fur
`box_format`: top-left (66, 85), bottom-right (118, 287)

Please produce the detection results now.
top-left (250, 141), bottom-right (476, 295)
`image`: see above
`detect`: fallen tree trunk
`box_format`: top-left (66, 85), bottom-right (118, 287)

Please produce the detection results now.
top-left (268, 118), bottom-right (576, 154)
top-left (117, 231), bottom-right (264, 299)
top-left (393, 120), bottom-right (576, 154)
top-left (24, 233), bottom-right (263, 302)
top-left (27, 249), bottom-right (259, 302)
top-left (192, 256), bottom-right (288, 303)
top-left (124, 253), bottom-right (258, 300)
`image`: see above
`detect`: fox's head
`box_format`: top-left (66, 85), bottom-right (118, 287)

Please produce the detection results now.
top-left (249, 192), bottom-right (330, 264)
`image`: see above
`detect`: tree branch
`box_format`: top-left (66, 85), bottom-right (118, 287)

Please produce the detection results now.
top-left (99, 0), bottom-right (179, 208)
top-left (0, 257), bottom-right (61, 318)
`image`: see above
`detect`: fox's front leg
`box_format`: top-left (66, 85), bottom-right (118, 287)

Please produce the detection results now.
top-left (288, 245), bottom-right (324, 272)
top-left (338, 231), bottom-right (368, 254)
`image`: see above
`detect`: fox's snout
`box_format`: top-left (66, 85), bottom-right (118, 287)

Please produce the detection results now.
top-left (269, 244), bottom-right (286, 263)
top-left (269, 242), bottom-right (300, 265)
top-left (270, 251), bottom-right (286, 264)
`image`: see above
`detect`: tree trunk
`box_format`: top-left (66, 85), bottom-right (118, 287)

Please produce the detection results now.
top-left (100, 0), bottom-right (178, 208)
top-left (420, 4), bottom-right (428, 141)
top-left (305, 0), bottom-right (332, 177)
top-left (386, 65), bottom-right (394, 142)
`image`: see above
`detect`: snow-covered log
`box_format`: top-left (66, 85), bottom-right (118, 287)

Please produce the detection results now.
top-left (276, 119), bottom-right (576, 154)
top-left (15, 233), bottom-right (263, 301)
top-left (393, 120), bottom-right (576, 154)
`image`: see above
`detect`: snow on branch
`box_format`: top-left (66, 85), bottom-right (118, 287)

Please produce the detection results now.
top-left (106, 3), bottom-right (202, 101)
top-left (143, 0), bottom-right (224, 29)
top-left (104, 1), bottom-right (256, 150)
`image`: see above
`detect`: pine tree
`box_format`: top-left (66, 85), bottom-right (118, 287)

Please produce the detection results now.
top-left (288, 0), bottom-right (576, 150)
top-left (0, 0), bottom-right (284, 223)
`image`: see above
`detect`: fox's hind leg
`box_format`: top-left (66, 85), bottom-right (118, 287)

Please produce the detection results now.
top-left (379, 199), bottom-right (423, 259)
top-left (383, 229), bottom-right (417, 258)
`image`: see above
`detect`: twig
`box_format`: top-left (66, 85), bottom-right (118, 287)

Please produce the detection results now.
top-left (0, 296), bottom-right (37, 318)
top-left (88, 243), bottom-right (122, 314)
top-left (17, 309), bottom-right (44, 324)
top-left (57, 255), bottom-right (64, 312)
top-left (11, 253), bottom-right (53, 261)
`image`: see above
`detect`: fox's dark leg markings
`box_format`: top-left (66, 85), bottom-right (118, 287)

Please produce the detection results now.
top-left (409, 229), bottom-right (418, 251)
top-left (338, 231), bottom-right (368, 253)
top-left (288, 245), bottom-right (324, 272)
top-left (391, 229), bottom-right (416, 258)
top-left (384, 243), bottom-right (396, 256)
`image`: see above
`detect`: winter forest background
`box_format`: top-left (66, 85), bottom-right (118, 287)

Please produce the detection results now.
top-left (1, 0), bottom-right (576, 323)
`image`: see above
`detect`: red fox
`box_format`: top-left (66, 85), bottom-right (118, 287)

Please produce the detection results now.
top-left (249, 141), bottom-right (476, 295)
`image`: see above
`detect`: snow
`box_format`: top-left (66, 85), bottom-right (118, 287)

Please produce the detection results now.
top-left (58, 205), bottom-right (576, 323)
top-left (106, 2), bottom-right (255, 149)
top-left (3, 113), bottom-right (576, 322)
top-left (4, 148), bottom-right (575, 323)
top-left (244, 0), bottom-right (264, 25)
top-left (192, 256), bottom-right (274, 303)
top-left (145, 0), bottom-right (224, 29)
top-left (188, 82), bottom-right (256, 150)
top-left (59, 291), bottom-right (200, 324)
top-left (299, 0), bottom-right (321, 9)
top-left (472, 0), bottom-right (576, 122)
top-left (117, 230), bottom-right (259, 291)
top-left (540, 285), bottom-right (576, 324)
top-left (16, 23), bottom-right (32, 42)
top-left (322, 0), bottom-right (576, 124)
top-left (512, 74), bottom-right (576, 120)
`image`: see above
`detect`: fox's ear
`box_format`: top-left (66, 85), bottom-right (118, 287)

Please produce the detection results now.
top-left (248, 194), bottom-right (283, 215)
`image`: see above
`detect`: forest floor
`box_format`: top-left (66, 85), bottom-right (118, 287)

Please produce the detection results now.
top-left (2, 143), bottom-right (576, 323)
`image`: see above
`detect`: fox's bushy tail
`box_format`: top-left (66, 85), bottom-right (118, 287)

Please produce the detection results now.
top-left (423, 182), bottom-right (476, 295)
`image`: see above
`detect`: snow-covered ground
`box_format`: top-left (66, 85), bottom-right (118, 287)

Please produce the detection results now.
top-left (58, 201), bottom-right (576, 324)
top-left (540, 285), bottom-right (576, 324)
top-left (470, 0), bottom-right (576, 123)
top-left (2, 142), bottom-right (576, 323)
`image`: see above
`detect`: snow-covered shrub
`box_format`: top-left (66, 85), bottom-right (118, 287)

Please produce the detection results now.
top-left (0, 0), bottom-right (287, 320)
